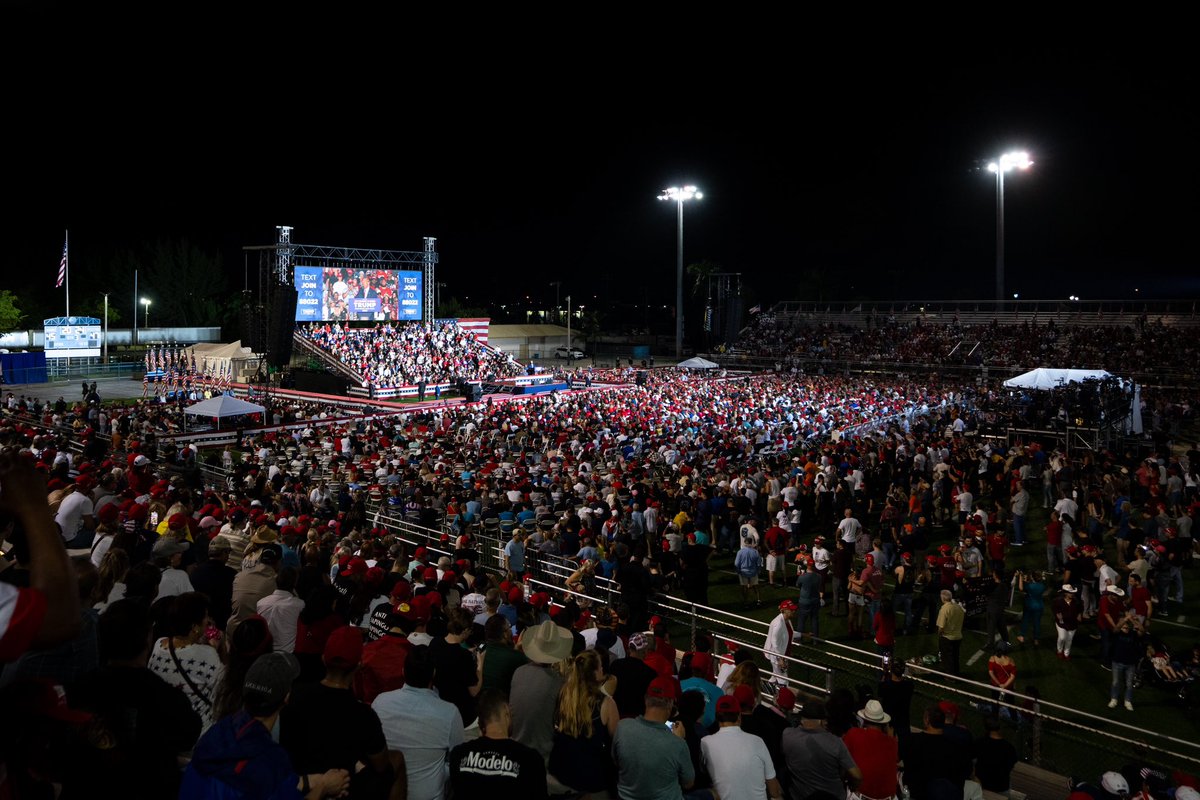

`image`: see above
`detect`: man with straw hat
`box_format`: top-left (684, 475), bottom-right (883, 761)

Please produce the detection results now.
top-left (510, 620), bottom-right (573, 764)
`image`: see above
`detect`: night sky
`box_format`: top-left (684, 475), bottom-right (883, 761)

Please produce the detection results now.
top-left (7, 40), bottom-right (1196, 325)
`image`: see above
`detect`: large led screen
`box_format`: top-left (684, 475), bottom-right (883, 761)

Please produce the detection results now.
top-left (294, 267), bottom-right (422, 322)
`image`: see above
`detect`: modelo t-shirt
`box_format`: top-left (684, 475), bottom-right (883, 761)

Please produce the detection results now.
top-left (449, 736), bottom-right (548, 800)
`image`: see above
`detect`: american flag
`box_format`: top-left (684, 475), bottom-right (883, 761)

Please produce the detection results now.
top-left (748, 304), bottom-right (762, 315)
top-left (55, 237), bottom-right (67, 288)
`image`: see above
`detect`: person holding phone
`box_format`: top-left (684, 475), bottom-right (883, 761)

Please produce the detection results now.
top-left (613, 676), bottom-right (694, 799)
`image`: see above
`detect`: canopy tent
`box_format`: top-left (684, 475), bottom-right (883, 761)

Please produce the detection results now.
top-left (1002, 368), bottom-right (1113, 390)
top-left (184, 394), bottom-right (265, 419)
top-left (677, 356), bottom-right (719, 369)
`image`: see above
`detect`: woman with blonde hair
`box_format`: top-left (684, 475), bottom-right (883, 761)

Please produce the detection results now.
top-left (92, 547), bottom-right (130, 610)
top-left (549, 648), bottom-right (618, 798)
top-left (724, 659), bottom-right (764, 700)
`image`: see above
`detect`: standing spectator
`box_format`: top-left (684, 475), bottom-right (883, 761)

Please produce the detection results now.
top-left (477, 613), bottom-right (530, 696)
top-left (877, 662), bottom-right (914, 743)
top-left (1052, 584), bottom-right (1081, 660)
top-left (1015, 569), bottom-right (1046, 646)
top-left (281, 626), bottom-right (401, 799)
top-left (972, 716), bottom-right (1018, 796)
top-left (842, 700), bottom-right (898, 800)
top-left (1108, 614), bottom-right (1145, 711)
top-left (984, 570), bottom-right (1011, 651)
top-left (937, 590), bottom-right (965, 676)
top-left (449, 690), bottom-right (548, 800)
top-left (780, 700), bottom-right (861, 800)
top-left (987, 641), bottom-right (1017, 715)
top-left (153, 537), bottom-right (194, 598)
top-left (147, 592), bottom-right (223, 729)
top-left (899, 705), bottom-right (972, 800)
top-left (510, 620), bottom-right (573, 764)
top-left (1046, 511), bottom-right (1064, 574)
top-left (702, 695), bottom-right (782, 800)
top-left (188, 538), bottom-right (236, 629)
top-left (229, 544), bottom-right (281, 632)
top-left (609, 631), bottom-right (658, 719)
top-left (181, 652), bottom-right (349, 799)
top-left (548, 649), bottom-right (618, 798)
top-left (873, 599), bottom-right (896, 657)
top-left (613, 675), bottom-right (694, 799)
top-left (65, 599), bottom-right (202, 798)
top-left (830, 538), bottom-right (854, 617)
top-left (736, 538), bottom-right (765, 608)
top-left (764, 600), bottom-right (797, 689)
top-left (257, 566), bottom-right (305, 653)
top-left (1010, 485), bottom-right (1030, 546)
top-left (795, 559), bottom-right (822, 641)
top-left (504, 529), bottom-right (527, 579)
top-left (372, 645), bottom-right (465, 800)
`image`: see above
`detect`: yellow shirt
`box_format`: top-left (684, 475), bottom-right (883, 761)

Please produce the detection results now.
top-left (937, 602), bottom-right (965, 640)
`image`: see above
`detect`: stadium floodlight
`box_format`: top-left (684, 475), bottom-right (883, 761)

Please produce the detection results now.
top-left (140, 297), bottom-right (152, 328)
top-left (658, 185), bottom-right (703, 360)
top-left (987, 151), bottom-right (1033, 309)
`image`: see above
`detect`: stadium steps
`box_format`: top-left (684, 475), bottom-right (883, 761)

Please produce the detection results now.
top-left (291, 331), bottom-right (366, 385)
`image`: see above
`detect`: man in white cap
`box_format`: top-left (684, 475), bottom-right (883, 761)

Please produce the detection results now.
top-left (1052, 584), bottom-right (1081, 660)
top-left (843, 700), bottom-right (897, 800)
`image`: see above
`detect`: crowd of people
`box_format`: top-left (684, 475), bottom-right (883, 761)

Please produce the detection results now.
top-left (733, 313), bottom-right (1200, 377)
top-left (2, 336), bottom-right (1200, 797)
top-left (297, 321), bottom-right (524, 390)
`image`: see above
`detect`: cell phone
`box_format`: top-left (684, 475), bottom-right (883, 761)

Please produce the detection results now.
top-left (665, 721), bottom-right (675, 730)
top-left (205, 626), bottom-right (220, 641)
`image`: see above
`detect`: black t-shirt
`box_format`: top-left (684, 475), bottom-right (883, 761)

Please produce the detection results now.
top-left (449, 736), bottom-right (548, 800)
top-left (608, 656), bottom-right (657, 718)
top-left (65, 665), bottom-right (202, 799)
top-left (429, 637), bottom-right (480, 725)
top-left (900, 731), bottom-right (973, 800)
top-left (973, 736), bottom-right (1019, 792)
top-left (279, 682), bottom-right (387, 775)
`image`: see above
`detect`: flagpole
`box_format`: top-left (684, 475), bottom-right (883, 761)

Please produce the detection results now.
top-left (64, 230), bottom-right (70, 319)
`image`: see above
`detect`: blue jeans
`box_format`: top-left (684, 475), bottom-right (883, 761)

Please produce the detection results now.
top-left (796, 604), bottom-right (820, 638)
top-left (882, 542), bottom-right (896, 570)
top-left (1111, 662), bottom-right (1135, 702)
top-left (1168, 566), bottom-right (1184, 602)
top-left (1020, 607), bottom-right (1043, 639)
top-left (1012, 514), bottom-right (1026, 545)
top-left (894, 593), bottom-right (914, 633)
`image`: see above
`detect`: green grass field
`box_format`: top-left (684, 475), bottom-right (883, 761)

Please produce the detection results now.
top-left (669, 499), bottom-right (1200, 777)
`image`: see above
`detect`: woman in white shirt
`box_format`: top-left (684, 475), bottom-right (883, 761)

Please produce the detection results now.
top-left (148, 592), bottom-right (225, 729)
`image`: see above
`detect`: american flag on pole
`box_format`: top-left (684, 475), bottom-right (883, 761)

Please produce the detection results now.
top-left (748, 304), bottom-right (762, 314)
top-left (55, 237), bottom-right (67, 288)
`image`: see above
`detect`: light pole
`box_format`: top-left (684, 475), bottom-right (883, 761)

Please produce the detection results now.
top-left (987, 151), bottom-right (1033, 309)
top-left (658, 185), bottom-right (702, 361)
top-left (102, 292), bottom-right (109, 364)
top-left (140, 297), bottom-right (152, 329)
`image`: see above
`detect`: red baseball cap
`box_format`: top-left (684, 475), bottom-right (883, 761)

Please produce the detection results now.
top-left (715, 695), bottom-right (741, 714)
top-left (775, 687), bottom-right (797, 711)
top-left (323, 626), bottom-right (364, 668)
top-left (647, 675), bottom-right (680, 700)
top-left (422, 567), bottom-right (439, 583)
top-left (733, 683), bottom-right (757, 711)
top-left (340, 557), bottom-right (368, 578)
top-left (779, 599), bottom-right (798, 612)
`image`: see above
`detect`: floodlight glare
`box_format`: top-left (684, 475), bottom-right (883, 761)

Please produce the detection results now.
top-left (658, 184), bottom-right (703, 359)
top-left (988, 150), bottom-right (1033, 307)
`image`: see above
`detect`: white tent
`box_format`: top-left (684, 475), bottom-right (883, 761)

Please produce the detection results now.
top-left (677, 356), bottom-right (719, 369)
top-left (1002, 368), bottom-right (1113, 390)
top-left (184, 394), bottom-right (266, 419)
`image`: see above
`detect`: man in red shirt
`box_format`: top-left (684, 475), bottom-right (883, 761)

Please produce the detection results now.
top-left (763, 523), bottom-right (789, 587)
top-left (1046, 511), bottom-right (1064, 575)
top-left (987, 530), bottom-right (1007, 575)
top-left (843, 700), bottom-right (898, 800)
top-left (1126, 573), bottom-right (1154, 625)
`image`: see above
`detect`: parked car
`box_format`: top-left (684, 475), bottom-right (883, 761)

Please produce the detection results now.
top-left (554, 345), bottom-right (586, 359)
